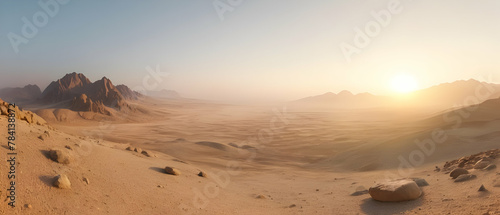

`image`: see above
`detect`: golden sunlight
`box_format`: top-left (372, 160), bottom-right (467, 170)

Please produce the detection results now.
top-left (391, 74), bottom-right (418, 93)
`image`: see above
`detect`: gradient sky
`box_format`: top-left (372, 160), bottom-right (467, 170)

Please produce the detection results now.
top-left (1, 0), bottom-right (500, 102)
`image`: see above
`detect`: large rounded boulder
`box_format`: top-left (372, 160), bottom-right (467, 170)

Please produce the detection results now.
top-left (369, 179), bottom-right (422, 202)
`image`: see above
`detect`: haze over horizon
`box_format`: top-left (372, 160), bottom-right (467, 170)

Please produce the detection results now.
top-left (1, 0), bottom-right (500, 102)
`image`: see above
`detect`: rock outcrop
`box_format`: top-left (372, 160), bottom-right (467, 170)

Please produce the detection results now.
top-left (0, 98), bottom-right (46, 125)
top-left (443, 149), bottom-right (500, 171)
top-left (70, 94), bottom-right (110, 115)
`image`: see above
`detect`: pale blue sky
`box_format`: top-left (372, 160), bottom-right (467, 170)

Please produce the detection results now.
top-left (1, 0), bottom-right (499, 101)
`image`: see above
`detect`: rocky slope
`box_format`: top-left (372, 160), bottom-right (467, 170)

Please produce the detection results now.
top-left (116, 85), bottom-right (140, 100)
top-left (0, 98), bottom-right (46, 125)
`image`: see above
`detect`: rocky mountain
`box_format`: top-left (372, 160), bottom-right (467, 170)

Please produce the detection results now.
top-left (116, 85), bottom-right (140, 100)
top-left (0, 84), bottom-right (42, 103)
top-left (40, 73), bottom-right (135, 115)
top-left (41, 73), bottom-right (92, 103)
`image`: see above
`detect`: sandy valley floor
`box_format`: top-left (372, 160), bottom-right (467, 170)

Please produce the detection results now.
top-left (1, 97), bottom-right (500, 214)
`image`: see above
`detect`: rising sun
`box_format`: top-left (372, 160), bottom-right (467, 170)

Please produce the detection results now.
top-left (391, 74), bottom-right (418, 93)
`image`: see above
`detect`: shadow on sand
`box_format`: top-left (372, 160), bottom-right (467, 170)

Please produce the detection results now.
top-left (40, 149), bottom-right (51, 160)
top-left (360, 196), bottom-right (424, 215)
top-left (39, 175), bottom-right (55, 187)
top-left (149, 167), bottom-right (166, 174)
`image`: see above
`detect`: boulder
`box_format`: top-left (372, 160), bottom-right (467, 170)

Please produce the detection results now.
top-left (450, 168), bottom-right (469, 179)
top-left (454, 174), bottom-right (477, 182)
top-left (369, 179), bottom-right (422, 202)
top-left (53, 175), bottom-right (71, 189)
top-left (49, 149), bottom-right (73, 164)
top-left (164, 167), bottom-right (181, 176)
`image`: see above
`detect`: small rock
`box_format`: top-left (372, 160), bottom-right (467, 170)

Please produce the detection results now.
top-left (483, 164), bottom-right (497, 171)
top-left (474, 160), bottom-right (491, 169)
top-left (25, 204), bottom-right (32, 209)
top-left (83, 177), bottom-right (90, 185)
top-left (198, 171), bottom-right (207, 178)
top-left (38, 134), bottom-right (48, 140)
top-left (289, 204), bottom-right (296, 208)
top-left (126, 147), bottom-right (133, 151)
top-left (134, 148), bottom-right (142, 153)
top-left (53, 175), bottom-right (71, 189)
top-left (157, 185), bottom-right (164, 188)
top-left (164, 166), bottom-right (181, 176)
top-left (141, 150), bottom-right (152, 157)
top-left (65, 145), bottom-right (72, 150)
top-left (411, 178), bottom-right (429, 187)
top-left (434, 166), bottom-right (441, 172)
top-left (454, 174), bottom-right (477, 182)
top-left (479, 185), bottom-right (487, 192)
top-left (256, 195), bottom-right (266, 199)
top-left (450, 168), bottom-right (469, 179)
top-left (49, 149), bottom-right (72, 164)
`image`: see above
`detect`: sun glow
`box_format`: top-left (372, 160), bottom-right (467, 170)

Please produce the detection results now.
top-left (391, 74), bottom-right (418, 94)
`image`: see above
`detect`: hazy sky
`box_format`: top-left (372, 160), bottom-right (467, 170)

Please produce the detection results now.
top-left (1, 0), bottom-right (500, 102)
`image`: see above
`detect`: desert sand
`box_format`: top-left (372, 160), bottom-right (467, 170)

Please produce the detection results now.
top-left (1, 93), bottom-right (500, 215)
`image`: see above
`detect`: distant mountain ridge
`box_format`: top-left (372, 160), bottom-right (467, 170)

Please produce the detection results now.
top-left (40, 72), bottom-right (137, 115)
top-left (293, 79), bottom-right (500, 111)
top-left (0, 84), bottom-right (42, 104)
top-left (293, 90), bottom-right (390, 109)
top-left (146, 89), bottom-right (181, 99)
